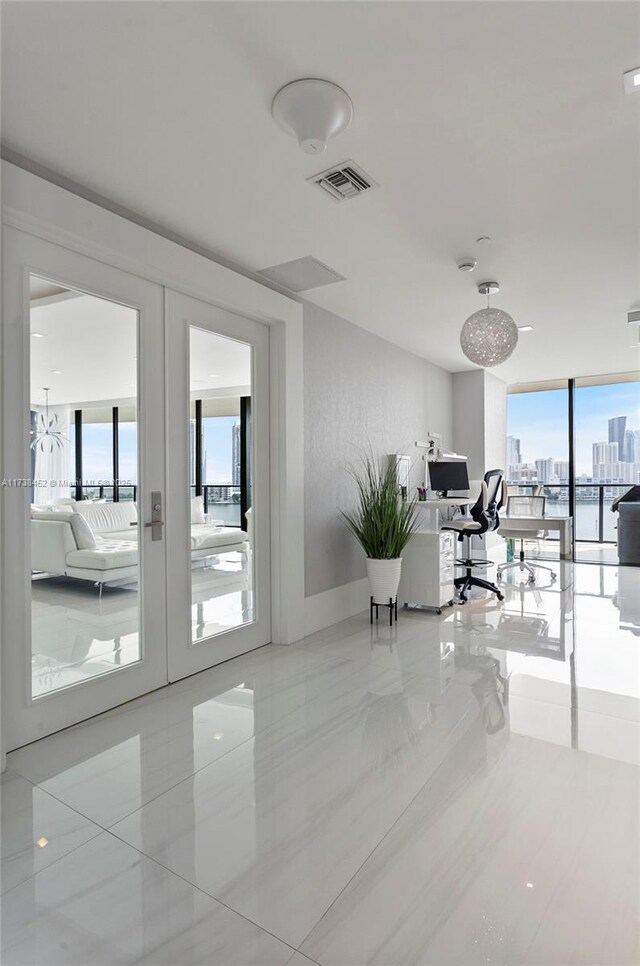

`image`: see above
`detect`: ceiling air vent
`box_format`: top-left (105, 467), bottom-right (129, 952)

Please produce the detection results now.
top-left (257, 256), bottom-right (345, 292)
top-left (308, 160), bottom-right (378, 201)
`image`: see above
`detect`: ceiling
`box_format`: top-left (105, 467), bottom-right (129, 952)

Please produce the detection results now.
top-left (30, 284), bottom-right (251, 407)
top-left (4, 2), bottom-right (640, 383)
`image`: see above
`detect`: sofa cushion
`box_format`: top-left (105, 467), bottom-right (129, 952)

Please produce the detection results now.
top-left (191, 496), bottom-right (206, 524)
top-left (74, 501), bottom-right (137, 533)
top-left (190, 524), bottom-right (247, 551)
top-left (30, 509), bottom-right (97, 550)
top-left (65, 539), bottom-right (138, 571)
top-left (69, 513), bottom-right (97, 550)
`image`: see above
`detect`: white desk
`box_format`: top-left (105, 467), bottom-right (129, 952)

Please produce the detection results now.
top-left (416, 497), bottom-right (472, 532)
top-left (501, 515), bottom-right (573, 560)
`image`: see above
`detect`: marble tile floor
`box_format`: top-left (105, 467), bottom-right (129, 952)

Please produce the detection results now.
top-left (30, 553), bottom-right (250, 697)
top-left (3, 563), bottom-right (639, 965)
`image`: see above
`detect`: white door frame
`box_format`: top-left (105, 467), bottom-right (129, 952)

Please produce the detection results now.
top-left (1, 163), bottom-right (305, 755)
top-left (2, 229), bottom-right (169, 748)
top-left (165, 289), bottom-right (271, 678)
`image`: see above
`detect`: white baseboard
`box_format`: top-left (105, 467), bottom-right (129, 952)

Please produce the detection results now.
top-left (303, 577), bottom-right (369, 637)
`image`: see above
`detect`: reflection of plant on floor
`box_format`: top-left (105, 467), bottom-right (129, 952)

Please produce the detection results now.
top-left (360, 691), bottom-right (421, 770)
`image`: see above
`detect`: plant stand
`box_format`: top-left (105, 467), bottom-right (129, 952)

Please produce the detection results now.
top-left (370, 596), bottom-right (398, 626)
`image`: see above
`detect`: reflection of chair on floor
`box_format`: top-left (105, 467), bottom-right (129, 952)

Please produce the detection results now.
top-left (454, 649), bottom-right (509, 734)
top-left (498, 495), bottom-right (557, 585)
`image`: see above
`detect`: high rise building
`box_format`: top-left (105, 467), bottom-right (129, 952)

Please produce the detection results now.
top-left (593, 441), bottom-right (618, 475)
top-left (231, 421), bottom-right (241, 486)
top-left (623, 428), bottom-right (640, 463)
top-left (535, 457), bottom-right (555, 483)
top-left (506, 435), bottom-right (521, 467)
top-left (552, 461), bottom-right (569, 481)
top-left (608, 416), bottom-right (627, 461)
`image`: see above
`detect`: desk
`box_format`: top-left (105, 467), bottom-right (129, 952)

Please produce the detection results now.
top-left (416, 497), bottom-right (472, 532)
top-left (501, 514), bottom-right (573, 560)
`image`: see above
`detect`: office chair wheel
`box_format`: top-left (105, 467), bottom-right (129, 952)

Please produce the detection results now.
top-left (528, 574), bottom-right (536, 584)
top-left (497, 592), bottom-right (504, 602)
top-left (496, 570), bottom-right (503, 581)
top-left (435, 607), bottom-right (442, 615)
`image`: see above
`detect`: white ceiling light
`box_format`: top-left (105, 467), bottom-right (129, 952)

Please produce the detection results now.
top-left (623, 67), bottom-right (640, 94)
top-left (518, 325), bottom-right (534, 333)
top-left (460, 281), bottom-right (519, 367)
top-left (271, 78), bottom-right (353, 155)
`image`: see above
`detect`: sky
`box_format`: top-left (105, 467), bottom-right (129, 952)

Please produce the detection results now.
top-left (203, 416), bottom-right (237, 483)
top-left (508, 382), bottom-right (640, 475)
top-left (80, 416), bottom-right (238, 486)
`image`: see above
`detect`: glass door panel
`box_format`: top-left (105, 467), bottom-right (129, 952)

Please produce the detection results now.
top-left (29, 281), bottom-right (141, 697)
top-left (3, 229), bottom-right (167, 749)
top-left (166, 290), bottom-right (270, 681)
top-left (189, 333), bottom-right (253, 642)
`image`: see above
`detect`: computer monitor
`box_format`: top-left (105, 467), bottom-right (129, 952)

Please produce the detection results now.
top-left (427, 460), bottom-right (470, 497)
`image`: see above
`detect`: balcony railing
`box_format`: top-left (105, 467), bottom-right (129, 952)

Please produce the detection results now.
top-left (76, 484), bottom-right (137, 502)
top-left (191, 484), bottom-right (241, 527)
top-left (72, 483), bottom-right (241, 526)
top-left (506, 482), bottom-right (628, 544)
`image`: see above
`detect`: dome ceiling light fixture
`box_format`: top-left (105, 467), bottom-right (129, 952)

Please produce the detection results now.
top-left (460, 281), bottom-right (519, 368)
top-left (271, 78), bottom-right (353, 155)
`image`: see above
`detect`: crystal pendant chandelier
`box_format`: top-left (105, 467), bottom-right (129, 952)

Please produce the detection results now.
top-left (31, 388), bottom-right (68, 453)
top-left (460, 281), bottom-right (519, 367)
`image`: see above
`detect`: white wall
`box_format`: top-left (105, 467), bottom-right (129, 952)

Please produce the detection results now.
top-left (303, 302), bottom-right (453, 607)
top-left (452, 370), bottom-right (507, 481)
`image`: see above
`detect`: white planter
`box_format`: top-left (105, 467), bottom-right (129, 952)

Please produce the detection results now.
top-left (366, 557), bottom-right (403, 604)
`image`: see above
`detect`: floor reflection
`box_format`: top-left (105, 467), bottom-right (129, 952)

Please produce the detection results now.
top-left (5, 563), bottom-right (640, 966)
top-left (31, 550), bottom-right (252, 695)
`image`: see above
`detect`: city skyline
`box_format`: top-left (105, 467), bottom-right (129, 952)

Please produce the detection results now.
top-left (507, 383), bottom-right (639, 478)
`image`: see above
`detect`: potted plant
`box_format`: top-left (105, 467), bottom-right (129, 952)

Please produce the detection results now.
top-left (341, 454), bottom-right (420, 605)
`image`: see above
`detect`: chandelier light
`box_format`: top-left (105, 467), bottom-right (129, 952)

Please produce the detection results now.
top-left (460, 281), bottom-right (519, 367)
top-left (31, 388), bottom-right (67, 453)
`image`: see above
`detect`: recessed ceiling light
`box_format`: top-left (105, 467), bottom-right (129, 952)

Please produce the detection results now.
top-left (36, 837), bottom-right (48, 848)
top-left (31, 332), bottom-right (45, 338)
top-left (50, 369), bottom-right (62, 375)
top-left (623, 67), bottom-right (640, 94)
top-left (208, 374), bottom-right (219, 378)
top-left (518, 325), bottom-right (534, 332)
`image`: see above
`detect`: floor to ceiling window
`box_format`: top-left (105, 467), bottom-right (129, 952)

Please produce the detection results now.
top-left (574, 377), bottom-right (640, 563)
top-left (507, 374), bottom-right (639, 565)
top-left (506, 382), bottom-right (570, 557)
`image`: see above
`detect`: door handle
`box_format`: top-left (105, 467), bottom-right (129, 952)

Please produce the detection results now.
top-left (146, 491), bottom-right (164, 541)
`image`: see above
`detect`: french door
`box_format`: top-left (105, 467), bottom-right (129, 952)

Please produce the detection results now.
top-left (2, 231), bottom-right (271, 750)
top-left (165, 291), bottom-right (270, 680)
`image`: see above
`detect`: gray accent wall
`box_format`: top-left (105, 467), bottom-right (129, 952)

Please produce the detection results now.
top-left (304, 302), bottom-right (453, 598)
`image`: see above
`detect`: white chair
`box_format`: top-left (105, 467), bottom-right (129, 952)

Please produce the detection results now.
top-left (498, 494), bottom-right (557, 585)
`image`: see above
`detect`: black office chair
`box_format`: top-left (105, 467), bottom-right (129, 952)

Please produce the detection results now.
top-left (443, 469), bottom-right (506, 604)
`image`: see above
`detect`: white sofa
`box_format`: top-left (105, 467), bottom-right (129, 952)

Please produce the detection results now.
top-left (31, 499), bottom-right (249, 589)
